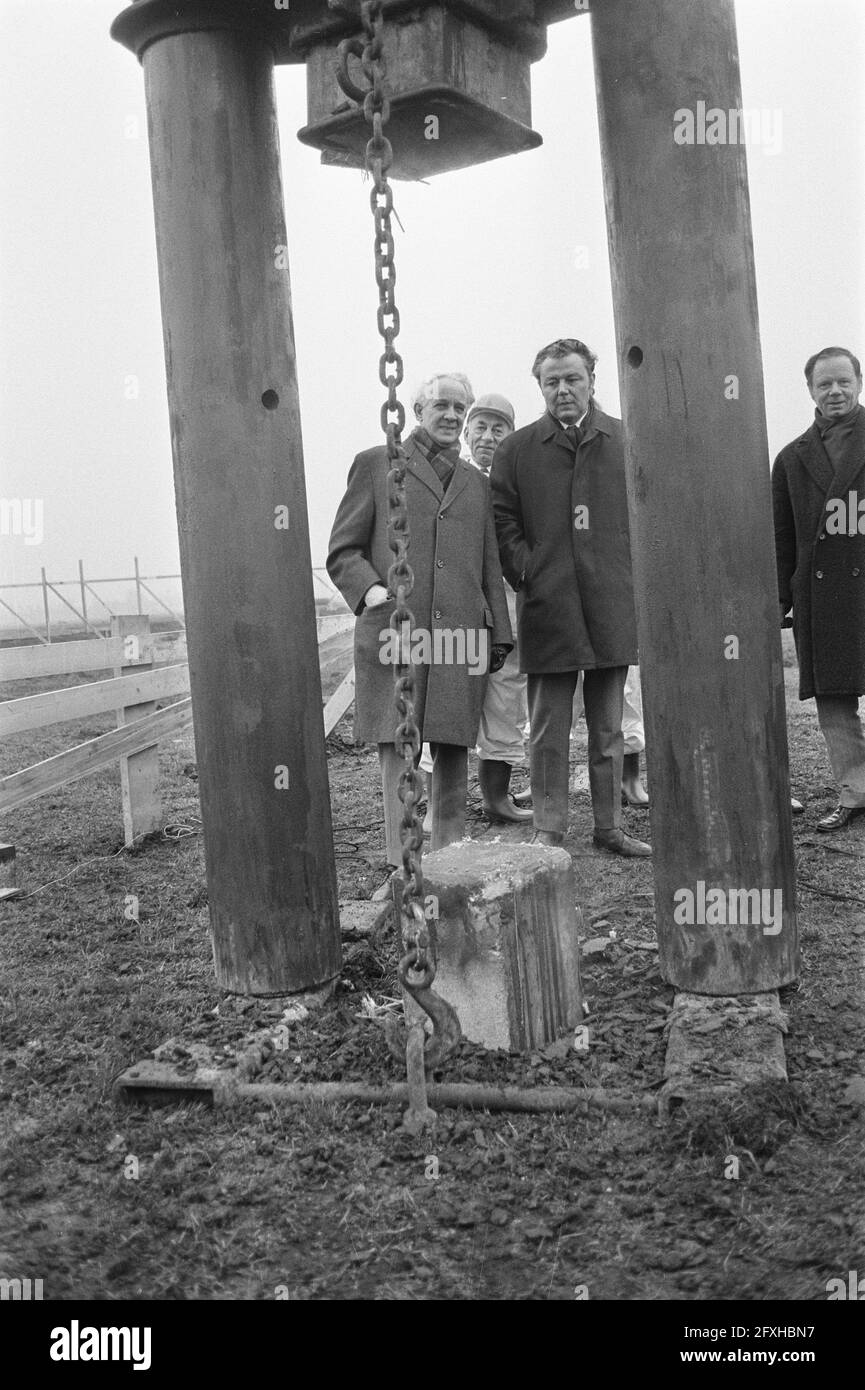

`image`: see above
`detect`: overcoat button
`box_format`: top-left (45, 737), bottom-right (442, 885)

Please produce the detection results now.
top-left (819, 532), bottom-right (826, 541)
top-left (815, 570), bottom-right (823, 579)
top-left (436, 560), bottom-right (444, 568)
top-left (854, 569), bottom-right (861, 577)
top-left (434, 610), bottom-right (442, 619)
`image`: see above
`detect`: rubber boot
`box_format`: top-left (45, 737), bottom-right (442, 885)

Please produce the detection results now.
top-left (479, 759), bottom-right (534, 823)
top-left (621, 751), bottom-right (649, 807)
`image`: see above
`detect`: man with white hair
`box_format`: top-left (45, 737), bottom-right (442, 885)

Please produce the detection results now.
top-left (327, 373), bottom-right (512, 882)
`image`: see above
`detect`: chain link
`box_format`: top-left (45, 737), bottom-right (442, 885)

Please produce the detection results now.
top-left (337, 0), bottom-right (430, 972)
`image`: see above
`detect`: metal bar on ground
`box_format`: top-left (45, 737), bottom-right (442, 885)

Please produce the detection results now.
top-left (115, 1064), bottom-right (657, 1115)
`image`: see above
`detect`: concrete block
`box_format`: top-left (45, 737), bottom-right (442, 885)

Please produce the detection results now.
top-left (417, 840), bottom-right (583, 1052)
top-left (660, 991), bottom-right (789, 1114)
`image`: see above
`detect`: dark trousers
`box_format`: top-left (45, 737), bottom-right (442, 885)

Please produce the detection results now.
top-left (815, 695), bottom-right (865, 807)
top-left (379, 742), bottom-right (467, 865)
top-left (527, 666), bottom-right (627, 835)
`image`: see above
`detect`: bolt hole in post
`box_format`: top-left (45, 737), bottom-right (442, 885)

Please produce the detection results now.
top-left (626, 346), bottom-right (644, 369)
top-left (261, 389), bottom-right (280, 409)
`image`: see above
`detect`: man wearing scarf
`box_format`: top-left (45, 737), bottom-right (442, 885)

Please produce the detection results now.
top-left (491, 337), bottom-right (650, 856)
top-left (327, 372), bottom-right (512, 876)
top-left (772, 346), bottom-right (865, 831)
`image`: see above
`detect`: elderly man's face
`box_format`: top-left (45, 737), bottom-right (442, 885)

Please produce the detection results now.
top-left (414, 377), bottom-right (470, 447)
top-left (465, 411), bottom-right (512, 472)
top-left (537, 352), bottom-right (593, 424)
top-left (809, 355), bottom-right (862, 418)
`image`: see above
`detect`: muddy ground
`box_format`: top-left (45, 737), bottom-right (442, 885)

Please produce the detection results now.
top-left (1, 637), bottom-right (863, 1302)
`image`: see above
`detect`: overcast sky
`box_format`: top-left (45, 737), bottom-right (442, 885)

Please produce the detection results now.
top-left (1, 0), bottom-right (863, 622)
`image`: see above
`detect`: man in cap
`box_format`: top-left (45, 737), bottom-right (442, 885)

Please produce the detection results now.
top-left (491, 337), bottom-right (651, 856)
top-left (464, 394), bottom-right (533, 823)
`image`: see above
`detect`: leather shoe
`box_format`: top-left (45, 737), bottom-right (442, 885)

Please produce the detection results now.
top-left (816, 803), bottom-right (865, 833)
top-left (790, 797), bottom-right (804, 815)
top-left (593, 827), bottom-right (652, 857)
top-left (531, 829), bottom-right (565, 848)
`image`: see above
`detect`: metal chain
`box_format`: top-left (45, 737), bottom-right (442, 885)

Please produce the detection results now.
top-left (336, 0), bottom-right (429, 973)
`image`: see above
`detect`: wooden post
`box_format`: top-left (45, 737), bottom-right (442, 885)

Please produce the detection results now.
top-left (111, 8), bottom-right (341, 995)
top-left (112, 614), bottom-right (161, 848)
top-left (40, 567), bottom-right (51, 643)
top-left (591, 0), bottom-right (798, 992)
top-left (78, 559), bottom-right (88, 635)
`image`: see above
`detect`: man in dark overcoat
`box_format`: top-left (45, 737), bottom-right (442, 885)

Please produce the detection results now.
top-left (490, 337), bottom-right (650, 856)
top-left (327, 372), bottom-right (512, 870)
top-left (772, 346), bottom-right (865, 831)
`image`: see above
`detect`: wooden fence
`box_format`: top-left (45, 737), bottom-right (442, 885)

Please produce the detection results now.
top-left (0, 613), bottom-right (355, 846)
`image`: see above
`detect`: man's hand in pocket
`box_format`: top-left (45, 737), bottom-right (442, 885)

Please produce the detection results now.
top-left (363, 583), bottom-right (390, 610)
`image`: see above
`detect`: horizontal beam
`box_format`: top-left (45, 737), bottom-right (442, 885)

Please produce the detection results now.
top-left (0, 621), bottom-right (347, 683)
top-left (0, 664), bottom-right (191, 735)
top-left (0, 699), bottom-right (194, 815)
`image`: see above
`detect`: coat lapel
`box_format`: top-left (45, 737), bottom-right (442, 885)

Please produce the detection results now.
top-left (793, 424), bottom-right (835, 494)
top-left (826, 407), bottom-right (865, 498)
top-left (406, 437), bottom-right (443, 500)
top-left (441, 460), bottom-right (471, 510)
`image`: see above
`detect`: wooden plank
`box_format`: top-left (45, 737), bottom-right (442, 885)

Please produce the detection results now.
top-left (0, 637), bottom-right (127, 681)
top-left (323, 665), bottom-right (355, 737)
top-left (316, 613), bottom-right (354, 644)
top-left (151, 631), bottom-right (188, 665)
top-left (0, 632), bottom-right (187, 681)
top-left (0, 699), bottom-right (194, 815)
top-left (0, 664), bottom-right (190, 735)
top-left (113, 615), bottom-right (162, 848)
